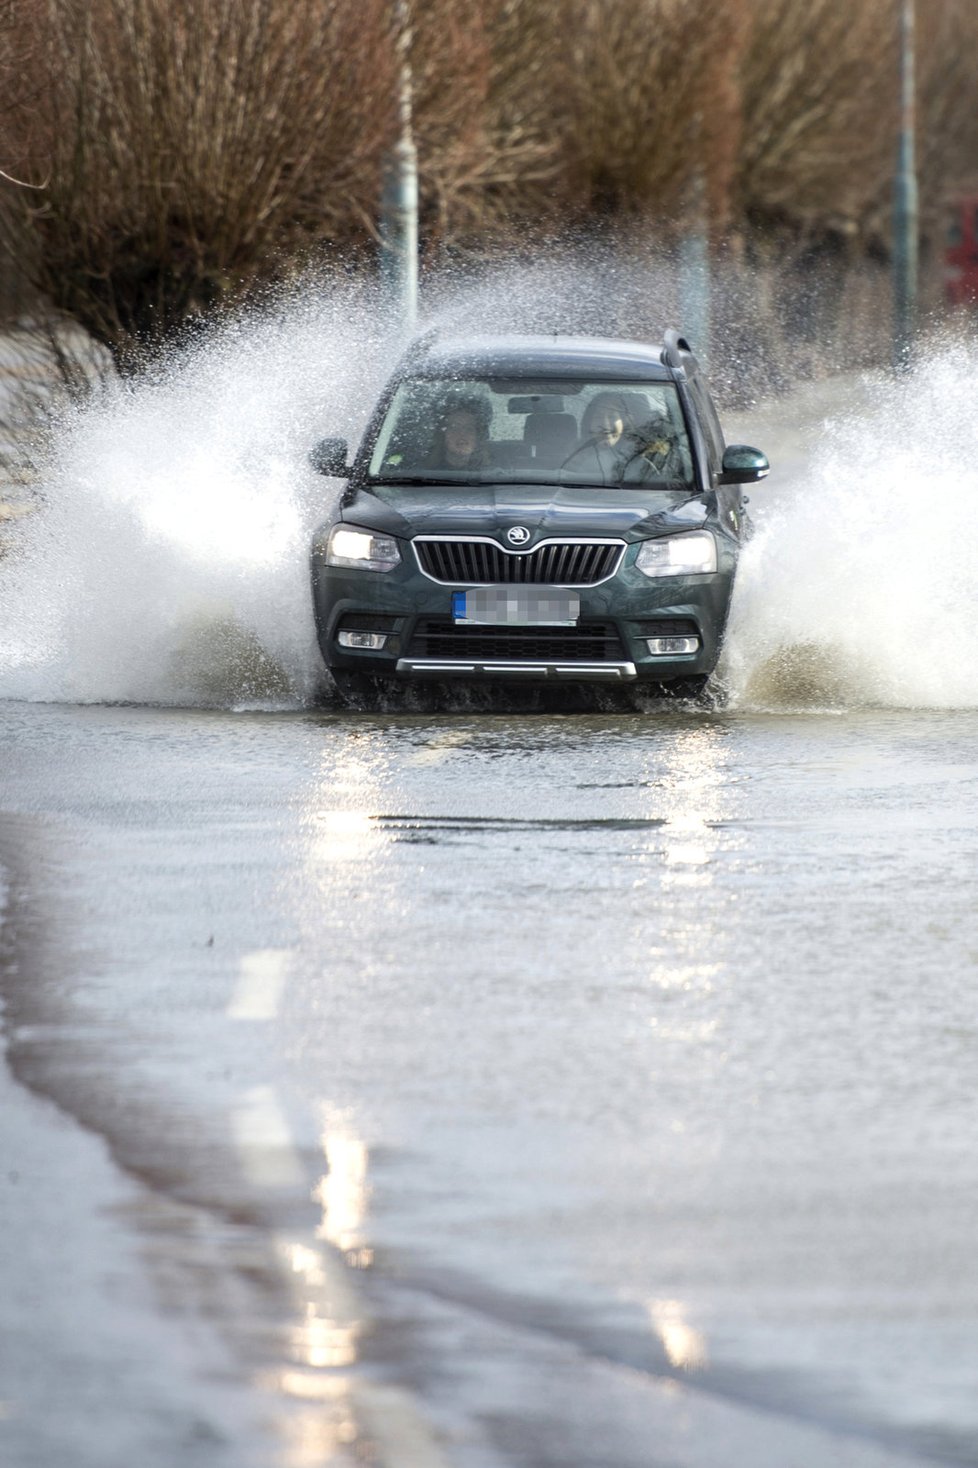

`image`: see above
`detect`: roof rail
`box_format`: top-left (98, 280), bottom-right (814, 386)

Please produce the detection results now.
top-left (661, 329), bottom-right (699, 374)
top-left (397, 326), bottom-right (439, 369)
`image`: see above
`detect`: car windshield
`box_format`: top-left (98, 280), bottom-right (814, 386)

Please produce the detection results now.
top-left (366, 376), bottom-right (695, 489)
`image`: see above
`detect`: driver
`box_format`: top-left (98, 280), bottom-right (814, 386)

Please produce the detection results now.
top-left (571, 394), bottom-right (683, 483)
top-left (571, 393), bottom-right (636, 482)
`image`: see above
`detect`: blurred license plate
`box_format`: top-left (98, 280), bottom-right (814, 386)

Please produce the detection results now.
top-left (452, 588), bottom-right (580, 626)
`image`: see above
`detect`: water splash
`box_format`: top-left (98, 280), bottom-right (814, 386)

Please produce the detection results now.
top-left (723, 345), bottom-right (978, 711)
top-left (0, 283), bottom-right (391, 708)
top-left (2, 265), bottom-right (977, 712)
top-left (0, 252), bottom-right (698, 711)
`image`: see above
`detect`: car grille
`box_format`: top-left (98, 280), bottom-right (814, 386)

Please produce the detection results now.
top-left (414, 538), bottom-right (623, 586)
top-left (407, 619), bottom-right (627, 662)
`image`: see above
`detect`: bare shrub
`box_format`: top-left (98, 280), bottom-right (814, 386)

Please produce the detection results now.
top-left (405, 0), bottom-right (495, 250)
top-left (733, 0), bottom-right (978, 329)
top-left (737, 0), bottom-right (896, 242)
top-left (917, 0), bottom-right (978, 237)
top-left (408, 0), bottom-right (565, 254)
top-left (2, 0), bottom-right (976, 379)
top-left (554, 0), bottom-right (744, 227)
top-left (0, 315), bottom-right (115, 506)
top-left (0, 0), bottom-right (397, 363)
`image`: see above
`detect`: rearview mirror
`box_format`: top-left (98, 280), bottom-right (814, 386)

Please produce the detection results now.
top-left (309, 437), bottom-right (350, 477)
top-left (720, 444), bottom-right (769, 485)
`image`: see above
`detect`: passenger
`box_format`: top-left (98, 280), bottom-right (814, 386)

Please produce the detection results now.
top-left (427, 397), bottom-right (492, 470)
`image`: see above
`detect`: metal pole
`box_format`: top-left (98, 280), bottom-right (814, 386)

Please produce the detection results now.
top-left (892, 0), bottom-right (918, 373)
top-left (379, 0), bottom-right (418, 336)
top-left (679, 187), bottom-right (710, 369)
top-left (679, 117), bottom-right (710, 367)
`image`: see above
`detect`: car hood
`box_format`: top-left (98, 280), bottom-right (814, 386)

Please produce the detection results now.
top-left (341, 483), bottom-right (710, 542)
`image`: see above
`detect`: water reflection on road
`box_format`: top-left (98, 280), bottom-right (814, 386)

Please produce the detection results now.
top-left (289, 708), bottom-right (978, 1467)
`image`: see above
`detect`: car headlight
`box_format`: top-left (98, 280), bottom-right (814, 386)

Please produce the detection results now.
top-left (635, 530), bottom-right (717, 578)
top-left (324, 524), bottom-right (401, 572)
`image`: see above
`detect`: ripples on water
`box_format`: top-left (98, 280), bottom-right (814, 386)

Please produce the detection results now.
top-left (1, 277), bottom-right (976, 713)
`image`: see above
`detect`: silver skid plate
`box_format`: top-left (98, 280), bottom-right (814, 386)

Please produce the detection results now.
top-left (396, 659), bottom-right (637, 681)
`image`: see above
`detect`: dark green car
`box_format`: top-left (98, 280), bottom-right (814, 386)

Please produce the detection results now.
top-left (310, 331), bottom-right (768, 707)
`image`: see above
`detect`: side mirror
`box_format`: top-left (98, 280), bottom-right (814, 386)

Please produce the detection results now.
top-left (309, 436), bottom-right (350, 477)
top-left (719, 444), bottom-right (769, 485)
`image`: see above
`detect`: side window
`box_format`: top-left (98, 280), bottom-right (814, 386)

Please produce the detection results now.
top-left (686, 374), bottom-right (724, 470)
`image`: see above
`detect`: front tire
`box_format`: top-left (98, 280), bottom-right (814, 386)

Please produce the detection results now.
top-left (661, 675), bottom-right (711, 700)
top-left (330, 671), bottom-right (388, 710)
top-left (624, 674), bottom-right (717, 712)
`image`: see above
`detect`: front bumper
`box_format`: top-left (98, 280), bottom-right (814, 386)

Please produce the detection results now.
top-left (311, 542), bottom-right (735, 685)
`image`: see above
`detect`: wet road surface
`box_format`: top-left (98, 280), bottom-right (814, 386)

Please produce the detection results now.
top-left (3, 698), bottom-right (978, 1467)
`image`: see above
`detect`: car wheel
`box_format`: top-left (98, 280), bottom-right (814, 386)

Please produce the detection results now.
top-left (662, 675), bottom-right (711, 700)
top-left (330, 671), bottom-right (389, 710)
top-left (625, 675), bottom-right (717, 712)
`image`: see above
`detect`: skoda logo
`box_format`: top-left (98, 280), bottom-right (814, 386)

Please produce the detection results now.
top-left (507, 525), bottom-right (531, 547)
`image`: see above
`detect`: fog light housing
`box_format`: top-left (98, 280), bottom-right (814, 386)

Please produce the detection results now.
top-left (338, 630), bottom-right (389, 650)
top-left (646, 635), bottom-right (699, 656)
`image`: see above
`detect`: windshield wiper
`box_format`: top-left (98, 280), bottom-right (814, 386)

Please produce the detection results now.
top-left (370, 472), bottom-right (527, 487)
top-left (369, 475), bottom-right (445, 486)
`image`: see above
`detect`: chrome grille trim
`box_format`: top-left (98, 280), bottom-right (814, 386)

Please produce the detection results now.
top-left (413, 535), bottom-right (625, 587)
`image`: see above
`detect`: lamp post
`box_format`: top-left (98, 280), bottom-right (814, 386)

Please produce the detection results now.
top-left (679, 115), bottom-right (710, 367)
top-left (679, 169), bottom-right (710, 369)
top-left (379, 0), bottom-right (418, 337)
top-left (892, 0), bottom-right (918, 373)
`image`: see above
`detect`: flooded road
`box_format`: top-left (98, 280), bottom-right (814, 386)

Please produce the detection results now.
top-left (3, 315), bottom-right (978, 1464)
top-left (3, 698), bottom-right (978, 1467)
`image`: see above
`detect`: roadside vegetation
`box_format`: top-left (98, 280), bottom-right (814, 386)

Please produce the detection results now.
top-left (0, 0), bottom-right (977, 378)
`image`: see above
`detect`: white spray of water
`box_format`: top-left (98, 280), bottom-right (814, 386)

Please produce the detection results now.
top-left (0, 284), bottom-right (391, 707)
top-left (724, 344), bottom-right (978, 710)
top-left (2, 265), bottom-right (977, 712)
top-left (0, 253), bottom-right (689, 710)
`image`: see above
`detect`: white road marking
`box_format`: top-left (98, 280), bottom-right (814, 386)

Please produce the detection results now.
top-left (227, 948), bottom-right (291, 1019)
top-left (230, 1086), bottom-right (306, 1190)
